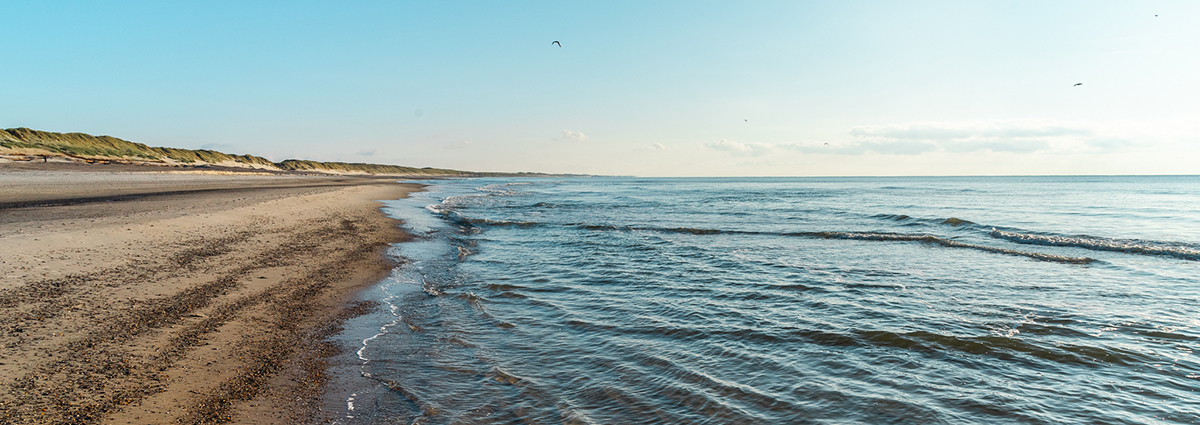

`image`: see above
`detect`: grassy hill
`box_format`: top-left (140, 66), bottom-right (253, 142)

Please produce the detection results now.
top-left (0, 127), bottom-right (277, 167)
top-left (1, 127), bottom-right (536, 176)
top-left (275, 159), bottom-right (469, 175)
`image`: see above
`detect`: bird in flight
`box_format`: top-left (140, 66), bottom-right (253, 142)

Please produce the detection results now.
top-left (552, 41), bottom-right (561, 47)
top-left (1073, 82), bottom-right (1083, 87)
top-left (744, 119), bottom-right (748, 122)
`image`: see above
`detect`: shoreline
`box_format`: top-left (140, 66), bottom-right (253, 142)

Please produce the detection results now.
top-left (0, 164), bottom-right (423, 424)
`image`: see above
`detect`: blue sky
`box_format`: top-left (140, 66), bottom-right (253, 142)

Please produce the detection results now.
top-left (3, 1), bottom-right (1197, 176)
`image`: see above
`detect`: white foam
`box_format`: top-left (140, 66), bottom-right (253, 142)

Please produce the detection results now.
top-left (991, 228), bottom-right (1200, 261)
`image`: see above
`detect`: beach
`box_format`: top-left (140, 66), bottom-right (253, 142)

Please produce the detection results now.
top-left (0, 163), bottom-right (417, 424)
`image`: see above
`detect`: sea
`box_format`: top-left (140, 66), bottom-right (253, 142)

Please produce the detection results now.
top-left (328, 176), bottom-right (1200, 424)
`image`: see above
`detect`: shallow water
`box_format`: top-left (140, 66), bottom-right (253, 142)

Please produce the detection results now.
top-left (335, 176), bottom-right (1200, 424)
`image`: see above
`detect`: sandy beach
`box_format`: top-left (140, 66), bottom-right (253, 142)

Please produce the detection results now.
top-left (0, 163), bottom-right (418, 424)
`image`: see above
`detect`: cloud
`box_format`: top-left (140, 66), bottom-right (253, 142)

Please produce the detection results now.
top-left (940, 139), bottom-right (1049, 153)
top-left (1085, 137), bottom-right (1134, 150)
top-left (777, 142), bottom-right (831, 154)
top-left (703, 139), bottom-right (770, 156)
top-left (637, 143), bottom-right (668, 151)
top-left (736, 159), bottom-right (781, 167)
top-left (857, 140), bottom-right (942, 154)
top-left (357, 149), bottom-right (379, 156)
top-left (849, 122), bottom-right (1091, 141)
top-left (701, 121), bottom-right (1111, 159)
top-left (784, 121), bottom-right (1092, 155)
top-left (445, 139), bottom-right (471, 150)
top-left (780, 141), bottom-right (938, 155)
top-left (562, 130), bottom-right (588, 142)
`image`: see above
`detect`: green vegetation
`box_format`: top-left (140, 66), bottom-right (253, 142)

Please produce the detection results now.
top-left (150, 147), bottom-right (277, 166)
top-left (2, 127), bottom-right (561, 176)
top-left (275, 159), bottom-right (470, 175)
top-left (0, 127), bottom-right (275, 166)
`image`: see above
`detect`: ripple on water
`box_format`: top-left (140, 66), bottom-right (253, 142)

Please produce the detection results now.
top-left (343, 176), bottom-right (1200, 424)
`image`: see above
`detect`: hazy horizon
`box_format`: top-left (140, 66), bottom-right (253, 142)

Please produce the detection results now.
top-left (3, 1), bottom-right (1197, 177)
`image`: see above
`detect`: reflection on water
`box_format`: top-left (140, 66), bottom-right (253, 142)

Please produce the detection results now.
top-left (336, 177), bottom-right (1200, 424)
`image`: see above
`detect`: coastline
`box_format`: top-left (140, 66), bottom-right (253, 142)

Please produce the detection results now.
top-left (0, 165), bottom-right (421, 424)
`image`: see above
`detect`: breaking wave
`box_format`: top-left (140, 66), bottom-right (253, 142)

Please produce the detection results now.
top-left (990, 229), bottom-right (1200, 261)
top-left (791, 231), bottom-right (1095, 264)
top-left (431, 213), bottom-right (1099, 265)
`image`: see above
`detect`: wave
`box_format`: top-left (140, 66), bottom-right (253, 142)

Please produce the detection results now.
top-left (603, 324), bottom-right (1147, 368)
top-left (426, 207), bottom-right (539, 228)
top-left (638, 227), bottom-right (1093, 264)
top-left (580, 224), bottom-right (630, 231)
top-left (433, 213), bottom-right (1096, 264)
top-left (990, 229), bottom-right (1200, 261)
top-left (848, 329), bottom-right (1152, 368)
top-left (790, 231), bottom-right (1095, 264)
top-left (865, 211), bottom-right (991, 230)
top-left (941, 217), bottom-right (974, 226)
top-left (461, 218), bottom-right (539, 227)
top-left (660, 227), bottom-right (724, 235)
top-left (474, 186), bottom-right (517, 195)
top-left (858, 211), bottom-right (1199, 261)
top-left (708, 326), bottom-right (1152, 368)
top-left (474, 183), bottom-right (535, 196)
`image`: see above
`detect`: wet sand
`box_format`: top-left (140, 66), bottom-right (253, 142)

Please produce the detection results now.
top-left (0, 165), bottom-right (420, 424)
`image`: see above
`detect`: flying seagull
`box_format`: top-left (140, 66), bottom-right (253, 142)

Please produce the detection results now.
top-left (1073, 82), bottom-right (1083, 87)
top-left (552, 41), bottom-right (561, 47)
top-left (744, 119), bottom-right (748, 122)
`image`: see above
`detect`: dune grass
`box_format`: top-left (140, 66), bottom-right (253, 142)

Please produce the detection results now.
top-left (275, 159), bottom-right (468, 175)
top-left (2, 127), bottom-right (542, 176)
top-left (1, 128), bottom-right (275, 166)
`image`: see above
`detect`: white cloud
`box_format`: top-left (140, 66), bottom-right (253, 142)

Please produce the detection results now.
top-left (1084, 137), bottom-right (1135, 150)
top-left (637, 143), bottom-right (668, 151)
top-left (736, 159), bottom-right (781, 167)
top-left (849, 121), bottom-right (1091, 141)
top-left (445, 139), bottom-right (471, 150)
top-left (562, 129), bottom-right (588, 142)
top-left (780, 140), bottom-right (938, 155)
top-left (702, 139), bottom-right (770, 156)
top-left (781, 121), bottom-right (1106, 155)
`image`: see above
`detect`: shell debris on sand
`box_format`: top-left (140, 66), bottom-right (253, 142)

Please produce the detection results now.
top-left (0, 171), bottom-right (417, 424)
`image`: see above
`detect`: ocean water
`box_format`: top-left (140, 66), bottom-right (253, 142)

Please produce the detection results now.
top-left (333, 176), bottom-right (1200, 424)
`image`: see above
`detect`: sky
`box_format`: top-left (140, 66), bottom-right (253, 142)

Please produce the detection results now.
top-left (2, 1), bottom-right (1198, 176)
